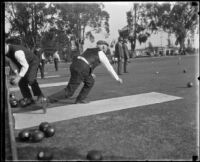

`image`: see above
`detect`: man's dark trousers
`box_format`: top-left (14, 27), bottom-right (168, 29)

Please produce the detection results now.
top-left (65, 59), bottom-right (94, 101)
top-left (124, 59), bottom-right (128, 73)
top-left (38, 60), bottom-right (45, 78)
top-left (18, 57), bottom-right (43, 99)
top-left (54, 58), bottom-right (58, 71)
top-left (117, 58), bottom-right (123, 75)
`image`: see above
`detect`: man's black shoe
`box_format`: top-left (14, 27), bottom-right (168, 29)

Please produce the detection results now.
top-left (37, 96), bottom-right (48, 114)
top-left (37, 96), bottom-right (48, 105)
top-left (19, 98), bottom-right (35, 107)
top-left (75, 100), bottom-right (90, 104)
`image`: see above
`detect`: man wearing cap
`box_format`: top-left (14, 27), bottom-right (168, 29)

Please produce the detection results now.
top-left (5, 43), bottom-right (48, 108)
top-left (115, 37), bottom-right (124, 75)
top-left (63, 40), bottom-right (123, 104)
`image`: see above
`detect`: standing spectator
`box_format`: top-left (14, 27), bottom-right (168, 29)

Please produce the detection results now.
top-left (122, 39), bottom-right (130, 73)
top-left (70, 36), bottom-right (80, 61)
top-left (34, 48), bottom-right (46, 79)
top-left (104, 43), bottom-right (112, 63)
top-left (115, 37), bottom-right (124, 75)
top-left (53, 50), bottom-right (60, 71)
top-left (110, 40), bottom-right (117, 65)
top-left (39, 52), bottom-right (46, 79)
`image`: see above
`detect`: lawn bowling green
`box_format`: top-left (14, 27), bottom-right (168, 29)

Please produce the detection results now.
top-left (10, 55), bottom-right (198, 161)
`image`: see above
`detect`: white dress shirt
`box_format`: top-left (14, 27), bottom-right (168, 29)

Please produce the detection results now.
top-left (53, 51), bottom-right (61, 61)
top-left (8, 50), bottom-right (29, 77)
top-left (98, 51), bottom-right (120, 81)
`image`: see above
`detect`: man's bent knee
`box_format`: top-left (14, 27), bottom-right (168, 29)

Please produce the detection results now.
top-left (28, 79), bottom-right (37, 86)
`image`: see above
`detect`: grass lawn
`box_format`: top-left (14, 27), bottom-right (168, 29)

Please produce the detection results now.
top-left (9, 55), bottom-right (199, 161)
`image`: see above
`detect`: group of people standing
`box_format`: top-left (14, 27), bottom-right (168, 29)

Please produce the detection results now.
top-left (114, 37), bottom-right (130, 75)
top-left (34, 49), bottom-right (61, 79)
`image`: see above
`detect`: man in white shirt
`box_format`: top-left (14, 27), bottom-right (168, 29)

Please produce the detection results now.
top-left (64, 40), bottom-right (123, 104)
top-left (53, 51), bottom-right (60, 71)
top-left (5, 43), bottom-right (47, 110)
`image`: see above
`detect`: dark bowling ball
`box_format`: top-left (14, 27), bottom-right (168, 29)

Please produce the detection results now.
top-left (18, 130), bottom-right (31, 142)
top-left (10, 77), bottom-right (16, 85)
top-left (37, 150), bottom-right (53, 160)
top-left (19, 99), bottom-right (26, 107)
top-left (10, 99), bottom-right (18, 108)
top-left (44, 126), bottom-right (55, 138)
top-left (9, 93), bottom-right (16, 100)
top-left (30, 130), bottom-right (44, 142)
top-left (86, 150), bottom-right (103, 161)
top-left (187, 82), bottom-right (193, 88)
top-left (39, 122), bottom-right (50, 132)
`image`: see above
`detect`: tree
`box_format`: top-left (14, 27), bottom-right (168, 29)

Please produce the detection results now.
top-left (54, 3), bottom-right (110, 52)
top-left (124, 3), bottom-right (153, 52)
top-left (165, 2), bottom-right (198, 53)
top-left (5, 2), bottom-right (57, 49)
top-left (125, 2), bottom-right (198, 53)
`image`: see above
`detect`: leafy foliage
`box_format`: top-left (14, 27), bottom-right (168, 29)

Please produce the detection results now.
top-left (5, 2), bottom-right (110, 52)
top-left (126, 2), bottom-right (198, 51)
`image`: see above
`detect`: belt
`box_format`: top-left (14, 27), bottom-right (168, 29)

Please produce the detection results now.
top-left (77, 56), bottom-right (91, 67)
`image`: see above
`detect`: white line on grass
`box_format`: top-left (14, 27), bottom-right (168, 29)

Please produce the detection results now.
top-left (14, 92), bottom-right (182, 129)
top-left (10, 81), bottom-right (68, 91)
top-left (37, 75), bottom-right (60, 79)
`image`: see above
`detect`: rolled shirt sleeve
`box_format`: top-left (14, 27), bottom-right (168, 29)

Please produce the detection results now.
top-left (98, 51), bottom-right (120, 81)
top-left (14, 50), bottom-right (29, 77)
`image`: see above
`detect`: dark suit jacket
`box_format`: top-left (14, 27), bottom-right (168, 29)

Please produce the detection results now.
top-left (115, 42), bottom-right (124, 59)
top-left (122, 43), bottom-right (129, 60)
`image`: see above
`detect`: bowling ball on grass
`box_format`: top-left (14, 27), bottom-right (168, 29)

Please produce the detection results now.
top-left (37, 150), bottom-right (54, 160)
top-left (187, 82), bottom-right (193, 88)
top-left (18, 129), bottom-right (31, 142)
top-left (30, 130), bottom-right (45, 142)
top-left (44, 126), bottom-right (55, 138)
top-left (9, 93), bottom-right (16, 100)
top-left (10, 99), bottom-right (18, 108)
top-left (10, 77), bottom-right (16, 85)
top-left (39, 122), bottom-right (50, 132)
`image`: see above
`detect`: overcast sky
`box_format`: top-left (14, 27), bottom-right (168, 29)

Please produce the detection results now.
top-left (84, 2), bottom-right (133, 49)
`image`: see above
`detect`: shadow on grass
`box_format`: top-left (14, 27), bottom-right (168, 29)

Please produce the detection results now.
top-left (12, 105), bottom-right (45, 114)
top-left (17, 145), bottom-right (85, 160)
top-left (176, 86), bottom-right (192, 88)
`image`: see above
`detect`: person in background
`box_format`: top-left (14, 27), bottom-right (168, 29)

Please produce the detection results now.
top-left (38, 51), bottom-right (46, 79)
top-left (70, 36), bottom-right (80, 61)
top-left (34, 48), bottom-right (46, 79)
top-left (122, 39), bottom-right (130, 73)
top-left (63, 40), bottom-right (123, 104)
top-left (109, 40), bottom-right (117, 65)
top-left (53, 50), bottom-right (61, 71)
top-left (115, 37), bottom-right (124, 75)
top-left (5, 43), bottom-right (47, 108)
top-left (103, 42), bottom-right (112, 63)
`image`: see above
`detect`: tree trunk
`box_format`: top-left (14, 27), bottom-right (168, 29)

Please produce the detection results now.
top-left (179, 38), bottom-right (186, 55)
top-left (130, 4), bottom-right (137, 58)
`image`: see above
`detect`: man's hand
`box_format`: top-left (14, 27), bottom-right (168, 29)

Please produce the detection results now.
top-left (117, 78), bottom-right (123, 84)
top-left (91, 73), bottom-right (96, 79)
top-left (11, 75), bottom-right (21, 85)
